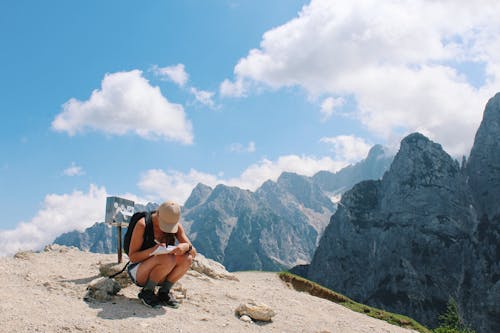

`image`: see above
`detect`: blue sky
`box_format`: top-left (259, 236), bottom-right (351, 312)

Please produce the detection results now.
top-left (1, 0), bottom-right (499, 256)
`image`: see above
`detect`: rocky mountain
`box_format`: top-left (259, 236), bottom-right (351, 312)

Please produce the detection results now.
top-left (54, 222), bottom-right (119, 253)
top-left (184, 172), bottom-right (335, 271)
top-left (312, 144), bottom-right (393, 197)
top-left (54, 145), bottom-right (392, 272)
top-left (306, 93), bottom-right (500, 333)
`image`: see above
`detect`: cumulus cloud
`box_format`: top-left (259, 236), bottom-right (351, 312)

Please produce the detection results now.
top-left (138, 154), bottom-right (348, 204)
top-left (220, 78), bottom-right (247, 97)
top-left (152, 64), bottom-right (189, 87)
top-left (320, 97), bottom-right (345, 121)
top-left (52, 70), bottom-right (193, 144)
top-left (222, 0), bottom-right (500, 156)
top-left (320, 135), bottom-right (372, 163)
top-left (189, 87), bottom-right (216, 108)
top-left (63, 162), bottom-right (84, 176)
top-left (229, 141), bottom-right (256, 153)
top-left (138, 169), bottom-right (220, 204)
top-left (0, 185), bottom-right (107, 257)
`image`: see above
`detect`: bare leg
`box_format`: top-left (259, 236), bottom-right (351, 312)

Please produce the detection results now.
top-left (166, 254), bottom-right (193, 283)
top-left (135, 254), bottom-right (176, 286)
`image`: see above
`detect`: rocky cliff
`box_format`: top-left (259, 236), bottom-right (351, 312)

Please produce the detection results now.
top-left (307, 93), bottom-right (500, 333)
top-left (463, 92), bottom-right (500, 332)
top-left (312, 144), bottom-right (393, 198)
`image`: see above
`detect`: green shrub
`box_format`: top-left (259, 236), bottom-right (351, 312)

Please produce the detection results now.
top-left (433, 298), bottom-right (475, 333)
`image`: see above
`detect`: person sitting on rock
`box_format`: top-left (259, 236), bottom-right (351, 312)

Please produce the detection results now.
top-left (127, 201), bottom-right (196, 308)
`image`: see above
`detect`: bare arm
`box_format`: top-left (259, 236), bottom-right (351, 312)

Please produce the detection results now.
top-left (128, 218), bottom-right (160, 263)
top-left (173, 224), bottom-right (197, 257)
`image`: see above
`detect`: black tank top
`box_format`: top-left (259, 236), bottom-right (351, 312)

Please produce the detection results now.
top-left (139, 211), bottom-right (176, 251)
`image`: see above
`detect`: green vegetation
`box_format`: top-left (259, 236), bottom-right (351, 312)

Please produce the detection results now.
top-left (278, 271), bottom-right (431, 333)
top-left (433, 298), bottom-right (475, 333)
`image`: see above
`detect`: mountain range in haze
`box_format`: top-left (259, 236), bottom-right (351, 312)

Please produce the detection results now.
top-left (54, 145), bottom-right (393, 272)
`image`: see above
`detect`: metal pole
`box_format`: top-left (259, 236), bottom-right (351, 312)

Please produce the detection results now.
top-left (117, 224), bottom-right (123, 263)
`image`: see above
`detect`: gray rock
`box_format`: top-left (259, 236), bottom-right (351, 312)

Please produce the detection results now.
top-left (85, 277), bottom-right (121, 302)
top-left (235, 301), bottom-right (276, 322)
top-left (98, 262), bottom-right (131, 288)
top-left (191, 253), bottom-right (239, 281)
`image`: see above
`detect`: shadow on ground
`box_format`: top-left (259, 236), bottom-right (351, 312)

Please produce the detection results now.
top-left (86, 293), bottom-right (167, 319)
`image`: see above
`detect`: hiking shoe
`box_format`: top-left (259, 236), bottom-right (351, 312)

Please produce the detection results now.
top-left (158, 290), bottom-right (180, 308)
top-left (138, 289), bottom-right (161, 308)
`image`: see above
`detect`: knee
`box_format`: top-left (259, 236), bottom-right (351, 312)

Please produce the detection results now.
top-left (159, 254), bottom-right (176, 266)
top-left (183, 254), bottom-right (193, 267)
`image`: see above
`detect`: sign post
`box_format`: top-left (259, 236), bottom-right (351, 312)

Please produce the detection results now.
top-left (105, 196), bottom-right (135, 263)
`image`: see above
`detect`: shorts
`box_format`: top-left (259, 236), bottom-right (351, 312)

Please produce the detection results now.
top-left (127, 262), bottom-right (141, 285)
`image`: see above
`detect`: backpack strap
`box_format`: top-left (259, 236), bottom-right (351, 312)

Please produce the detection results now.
top-left (108, 261), bottom-right (129, 278)
top-left (141, 211), bottom-right (155, 251)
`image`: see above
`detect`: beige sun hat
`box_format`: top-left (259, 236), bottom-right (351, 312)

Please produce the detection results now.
top-left (157, 201), bottom-right (181, 233)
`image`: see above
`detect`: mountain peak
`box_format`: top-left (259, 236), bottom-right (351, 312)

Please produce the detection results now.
top-left (385, 132), bottom-right (459, 189)
top-left (467, 91), bottom-right (500, 217)
top-left (184, 183), bottom-right (213, 209)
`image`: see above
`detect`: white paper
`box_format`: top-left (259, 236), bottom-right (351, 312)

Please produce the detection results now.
top-left (151, 245), bottom-right (177, 256)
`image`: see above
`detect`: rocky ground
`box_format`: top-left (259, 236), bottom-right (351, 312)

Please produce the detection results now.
top-left (0, 245), bottom-right (417, 333)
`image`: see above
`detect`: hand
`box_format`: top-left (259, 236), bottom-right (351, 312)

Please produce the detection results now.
top-left (189, 245), bottom-right (197, 258)
top-left (154, 241), bottom-right (167, 250)
top-left (172, 243), bottom-right (189, 256)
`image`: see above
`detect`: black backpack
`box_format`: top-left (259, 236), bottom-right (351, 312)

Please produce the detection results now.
top-left (123, 211), bottom-right (154, 255)
top-left (108, 211), bottom-right (154, 279)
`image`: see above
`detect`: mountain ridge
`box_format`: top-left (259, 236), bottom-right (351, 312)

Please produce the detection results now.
top-left (54, 144), bottom-right (393, 271)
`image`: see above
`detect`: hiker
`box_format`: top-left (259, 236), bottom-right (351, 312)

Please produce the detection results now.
top-left (127, 201), bottom-right (197, 308)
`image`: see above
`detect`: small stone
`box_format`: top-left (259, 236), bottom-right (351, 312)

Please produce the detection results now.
top-left (239, 315), bottom-right (253, 323)
top-left (14, 250), bottom-right (34, 260)
top-left (235, 301), bottom-right (276, 322)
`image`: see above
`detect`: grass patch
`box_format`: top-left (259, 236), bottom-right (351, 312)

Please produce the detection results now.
top-left (278, 272), bottom-right (431, 333)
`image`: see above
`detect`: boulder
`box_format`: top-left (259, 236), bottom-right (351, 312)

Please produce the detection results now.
top-left (191, 253), bottom-right (239, 281)
top-left (85, 277), bottom-right (121, 302)
top-left (98, 261), bottom-right (131, 288)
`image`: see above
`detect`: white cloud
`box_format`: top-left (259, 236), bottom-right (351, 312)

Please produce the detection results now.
top-left (220, 78), bottom-right (247, 97)
top-left (222, 0), bottom-right (500, 156)
top-left (320, 135), bottom-right (372, 163)
top-left (138, 169), bottom-right (220, 205)
top-left (320, 97), bottom-right (345, 121)
top-left (152, 64), bottom-right (217, 109)
top-left (63, 162), bottom-right (84, 176)
top-left (152, 64), bottom-right (189, 87)
top-left (229, 141), bottom-right (256, 153)
top-left (189, 87), bottom-right (216, 108)
top-left (52, 70), bottom-right (193, 144)
top-left (138, 154), bottom-right (348, 204)
top-left (0, 185), bottom-right (107, 257)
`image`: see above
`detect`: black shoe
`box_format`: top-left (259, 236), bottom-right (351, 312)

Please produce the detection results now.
top-left (138, 289), bottom-right (161, 308)
top-left (158, 289), bottom-right (180, 308)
